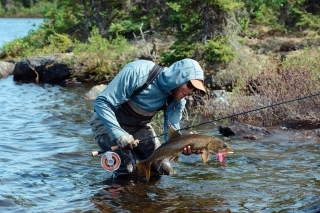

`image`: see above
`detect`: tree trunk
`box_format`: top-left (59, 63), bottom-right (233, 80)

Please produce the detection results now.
top-left (82, 0), bottom-right (90, 39)
top-left (90, 0), bottom-right (108, 38)
top-left (3, 0), bottom-right (11, 12)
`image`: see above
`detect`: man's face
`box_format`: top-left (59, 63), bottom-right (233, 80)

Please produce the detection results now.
top-left (171, 81), bottom-right (195, 101)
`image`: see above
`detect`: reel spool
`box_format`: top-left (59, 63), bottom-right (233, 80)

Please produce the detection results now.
top-left (101, 151), bottom-right (121, 172)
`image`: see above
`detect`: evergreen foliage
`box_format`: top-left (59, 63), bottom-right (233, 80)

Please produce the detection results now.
top-left (0, 0), bottom-right (56, 17)
top-left (1, 0), bottom-right (320, 82)
top-left (162, 0), bottom-right (242, 64)
top-left (202, 37), bottom-right (236, 62)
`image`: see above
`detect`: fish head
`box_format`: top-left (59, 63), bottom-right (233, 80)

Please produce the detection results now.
top-left (207, 137), bottom-right (234, 154)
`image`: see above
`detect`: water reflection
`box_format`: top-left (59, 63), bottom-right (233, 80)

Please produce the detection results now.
top-left (91, 176), bottom-right (232, 213)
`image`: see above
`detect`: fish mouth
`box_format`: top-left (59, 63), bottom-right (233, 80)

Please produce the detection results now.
top-left (210, 151), bottom-right (234, 154)
top-left (215, 151), bottom-right (234, 155)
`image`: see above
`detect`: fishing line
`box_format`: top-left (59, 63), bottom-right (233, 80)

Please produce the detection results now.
top-left (144, 91), bottom-right (320, 142)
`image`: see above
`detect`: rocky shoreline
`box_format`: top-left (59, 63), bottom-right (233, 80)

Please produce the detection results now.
top-left (1, 34), bottom-right (320, 141)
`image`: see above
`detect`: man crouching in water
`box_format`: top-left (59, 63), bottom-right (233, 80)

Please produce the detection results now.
top-left (90, 58), bottom-right (206, 177)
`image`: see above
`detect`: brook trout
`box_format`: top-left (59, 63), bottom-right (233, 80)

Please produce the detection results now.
top-left (136, 128), bottom-right (234, 183)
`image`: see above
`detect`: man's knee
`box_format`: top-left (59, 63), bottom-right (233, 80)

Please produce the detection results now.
top-left (132, 124), bottom-right (160, 155)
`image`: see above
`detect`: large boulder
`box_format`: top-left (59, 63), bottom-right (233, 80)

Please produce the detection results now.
top-left (83, 84), bottom-right (107, 100)
top-left (13, 55), bottom-right (71, 84)
top-left (0, 61), bottom-right (15, 79)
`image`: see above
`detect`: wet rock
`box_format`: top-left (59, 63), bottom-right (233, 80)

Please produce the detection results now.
top-left (313, 129), bottom-right (320, 137)
top-left (83, 84), bottom-right (107, 100)
top-left (298, 129), bottom-right (320, 138)
top-left (218, 124), bottom-right (272, 140)
top-left (284, 119), bottom-right (320, 138)
top-left (13, 54), bottom-right (71, 84)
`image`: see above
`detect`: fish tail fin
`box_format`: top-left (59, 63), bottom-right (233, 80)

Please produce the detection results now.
top-left (136, 160), bottom-right (151, 183)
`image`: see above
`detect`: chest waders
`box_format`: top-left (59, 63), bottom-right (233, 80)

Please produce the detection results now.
top-left (99, 64), bottom-right (172, 172)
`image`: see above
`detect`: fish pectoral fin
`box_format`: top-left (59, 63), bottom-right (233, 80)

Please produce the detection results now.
top-left (170, 154), bottom-right (179, 162)
top-left (201, 151), bottom-right (210, 163)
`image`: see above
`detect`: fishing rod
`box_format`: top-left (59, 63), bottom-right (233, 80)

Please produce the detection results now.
top-left (185, 91), bottom-right (320, 129)
top-left (132, 91), bottom-right (320, 142)
top-left (92, 91), bottom-right (320, 171)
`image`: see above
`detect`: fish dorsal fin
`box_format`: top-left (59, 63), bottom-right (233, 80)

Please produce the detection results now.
top-left (168, 126), bottom-right (182, 140)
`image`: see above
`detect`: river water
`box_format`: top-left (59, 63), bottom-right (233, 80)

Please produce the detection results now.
top-left (1, 18), bottom-right (320, 213)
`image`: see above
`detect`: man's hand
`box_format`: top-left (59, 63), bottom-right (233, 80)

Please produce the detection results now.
top-left (116, 135), bottom-right (139, 149)
top-left (182, 131), bottom-right (201, 155)
top-left (182, 145), bottom-right (201, 155)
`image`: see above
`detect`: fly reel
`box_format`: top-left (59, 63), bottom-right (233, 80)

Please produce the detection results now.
top-left (100, 151), bottom-right (121, 172)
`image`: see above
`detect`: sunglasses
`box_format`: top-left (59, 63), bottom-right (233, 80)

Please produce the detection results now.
top-left (186, 81), bottom-right (195, 89)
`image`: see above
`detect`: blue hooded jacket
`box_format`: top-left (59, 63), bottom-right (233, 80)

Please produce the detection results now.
top-left (94, 58), bottom-right (204, 141)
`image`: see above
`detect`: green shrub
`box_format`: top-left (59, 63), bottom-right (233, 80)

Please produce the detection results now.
top-left (244, 0), bottom-right (285, 25)
top-left (202, 37), bottom-right (236, 63)
top-left (1, 26), bottom-right (73, 58)
top-left (0, 1), bottom-right (56, 17)
top-left (161, 44), bottom-right (195, 65)
top-left (1, 37), bottom-right (29, 58)
top-left (43, 2), bottom-right (82, 34)
top-left (71, 27), bottom-right (134, 81)
top-left (295, 10), bottom-right (320, 31)
top-left (108, 20), bottom-right (141, 37)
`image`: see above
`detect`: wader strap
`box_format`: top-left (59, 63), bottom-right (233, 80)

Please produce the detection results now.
top-left (132, 64), bottom-right (163, 96)
top-left (119, 64), bottom-right (165, 120)
top-left (121, 101), bottom-right (155, 120)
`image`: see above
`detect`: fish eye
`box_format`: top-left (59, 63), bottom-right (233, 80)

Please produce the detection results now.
top-left (223, 144), bottom-right (227, 148)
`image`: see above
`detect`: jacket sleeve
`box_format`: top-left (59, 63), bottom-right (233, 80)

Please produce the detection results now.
top-left (163, 99), bottom-right (186, 141)
top-left (93, 66), bottom-right (141, 141)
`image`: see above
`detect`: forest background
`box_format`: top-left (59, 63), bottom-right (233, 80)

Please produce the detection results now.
top-left (1, 0), bottom-right (320, 128)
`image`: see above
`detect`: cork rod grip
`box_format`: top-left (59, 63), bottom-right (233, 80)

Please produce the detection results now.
top-left (91, 140), bottom-right (139, 157)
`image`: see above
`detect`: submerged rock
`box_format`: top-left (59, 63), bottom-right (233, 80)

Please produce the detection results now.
top-left (218, 124), bottom-right (273, 140)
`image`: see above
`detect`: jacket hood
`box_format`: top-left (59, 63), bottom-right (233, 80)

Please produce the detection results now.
top-left (158, 58), bottom-right (205, 93)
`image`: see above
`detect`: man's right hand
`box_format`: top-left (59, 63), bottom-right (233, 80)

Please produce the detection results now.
top-left (116, 135), bottom-right (139, 149)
